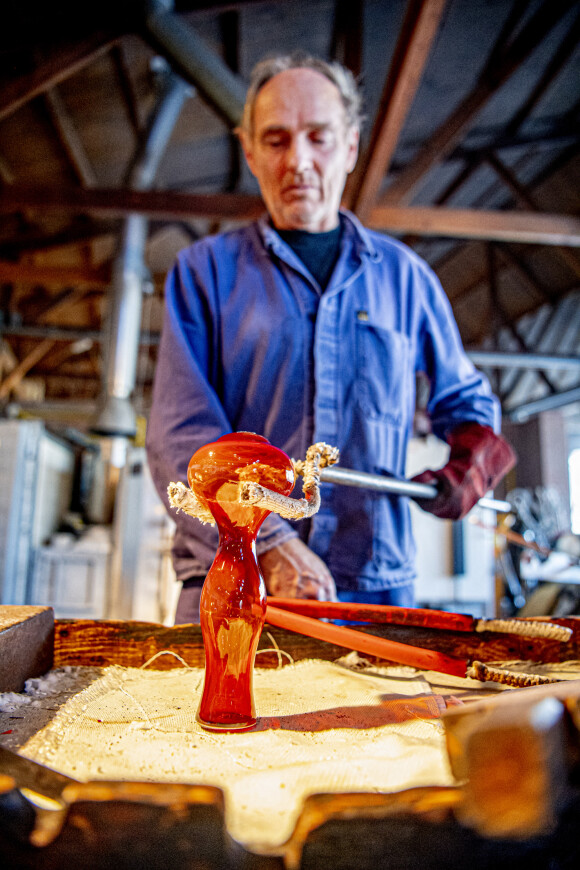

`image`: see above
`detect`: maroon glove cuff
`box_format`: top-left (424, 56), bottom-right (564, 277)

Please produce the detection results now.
top-left (411, 422), bottom-right (516, 521)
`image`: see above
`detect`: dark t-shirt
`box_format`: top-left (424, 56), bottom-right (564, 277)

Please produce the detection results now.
top-left (277, 225), bottom-right (342, 290)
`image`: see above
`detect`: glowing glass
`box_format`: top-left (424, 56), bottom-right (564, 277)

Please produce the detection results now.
top-left (187, 432), bottom-right (295, 730)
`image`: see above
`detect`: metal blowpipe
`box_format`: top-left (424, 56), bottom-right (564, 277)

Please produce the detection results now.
top-left (318, 466), bottom-right (512, 513)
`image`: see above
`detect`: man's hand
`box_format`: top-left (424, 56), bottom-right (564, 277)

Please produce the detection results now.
top-left (258, 538), bottom-right (338, 601)
top-left (411, 422), bottom-right (516, 521)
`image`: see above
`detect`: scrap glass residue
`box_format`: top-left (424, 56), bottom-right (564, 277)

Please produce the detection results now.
top-left (187, 432), bottom-right (295, 731)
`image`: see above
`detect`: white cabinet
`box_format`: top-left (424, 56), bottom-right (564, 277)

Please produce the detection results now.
top-left (29, 532), bottom-right (111, 618)
top-left (0, 420), bottom-right (74, 604)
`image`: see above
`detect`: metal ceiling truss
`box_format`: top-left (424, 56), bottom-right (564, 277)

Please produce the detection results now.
top-left (495, 293), bottom-right (580, 411)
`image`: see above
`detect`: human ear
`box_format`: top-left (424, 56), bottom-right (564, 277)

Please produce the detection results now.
top-left (237, 129), bottom-right (257, 177)
top-left (345, 126), bottom-right (360, 174)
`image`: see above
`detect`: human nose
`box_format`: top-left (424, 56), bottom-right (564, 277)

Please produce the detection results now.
top-left (286, 135), bottom-right (312, 173)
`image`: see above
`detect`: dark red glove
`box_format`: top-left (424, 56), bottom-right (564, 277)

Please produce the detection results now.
top-left (411, 422), bottom-right (516, 521)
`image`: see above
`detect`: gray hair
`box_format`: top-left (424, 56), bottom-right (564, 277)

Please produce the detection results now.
top-left (240, 52), bottom-right (363, 138)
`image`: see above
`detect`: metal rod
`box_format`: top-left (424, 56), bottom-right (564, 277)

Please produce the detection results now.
top-left (478, 496), bottom-right (513, 513)
top-left (508, 386), bottom-right (580, 422)
top-left (319, 466), bottom-right (512, 513)
top-left (468, 350), bottom-right (580, 371)
top-left (320, 466), bottom-right (437, 498)
top-left (145, 0), bottom-right (246, 127)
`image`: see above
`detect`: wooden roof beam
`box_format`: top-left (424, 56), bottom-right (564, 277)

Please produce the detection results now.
top-left (348, 0), bottom-right (447, 222)
top-left (1, 187), bottom-right (580, 247)
top-left (0, 262), bottom-right (110, 287)
top-left (411, 11), bottom-right (580, 233)
top-left (485, 151), bottom-right (580, 279)
top-left (444, 241), bottom-right (556, 310)
top-left (0, 339), bottom-right (56, 400)
top-left (0, 220), bottom-right (118, 260)
top-left (1, 324), bottom-right (160, 345)
top-left (0, 187), bottom-right (265, 222)
top-left (498, 245), bottom-right (561, 304)
top-left (428, 139), bottom-right (580, 279)
top-left (395, 9), bottom-right (580, 249)
top-left (44, 87), bottom-right (98, 188)
top-left (26, 288), bottom-right (103, 323)
top-left (486, 243), bottom-right (557, 394)
top-left (379, 0), bottom-right (577, 206)
top-left (0, 33), bottom-right (120, 123)
top-left (366, 205), bottom-right (580, 247)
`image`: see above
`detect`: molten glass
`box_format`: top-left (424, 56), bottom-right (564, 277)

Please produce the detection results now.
top-left (187, 432), bottom-right (295, 730)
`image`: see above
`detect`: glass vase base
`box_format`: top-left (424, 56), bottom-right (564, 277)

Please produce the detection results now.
top-left (196, 713), bottom-right (257, 732)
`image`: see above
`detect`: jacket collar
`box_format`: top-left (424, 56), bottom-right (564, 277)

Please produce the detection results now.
top-left (257, 209), bottom-right (379, 263)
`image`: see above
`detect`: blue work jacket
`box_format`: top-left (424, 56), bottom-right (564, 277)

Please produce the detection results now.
top-left (146, 210), bottom-right (499, 591)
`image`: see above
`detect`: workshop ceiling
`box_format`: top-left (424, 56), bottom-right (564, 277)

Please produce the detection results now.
top-left (0, 0), bottom-right (579, 434)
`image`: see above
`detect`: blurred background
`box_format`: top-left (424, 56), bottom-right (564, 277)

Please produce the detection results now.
top-left (0, 0), bottom-right (579, 622)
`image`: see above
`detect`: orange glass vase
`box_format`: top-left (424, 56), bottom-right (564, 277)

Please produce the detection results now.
top-left (187, 432), bottom-right (295, 731)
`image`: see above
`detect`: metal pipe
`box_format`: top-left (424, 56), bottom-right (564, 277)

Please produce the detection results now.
top-left (95, 214), bottom-right (149, 436)
top-left (319, 466), bottom-right (512, 513)
top-left (508, 386), bottom-right (580, 422)
top-left (477, 496), bottom-right (514, 513)
top-left (321, 466), bottom-right (438, 498)
top-left (93, 66), bottom-right (191, 437)
top-left (144, 0), bottom-right (247, 127)
top-left (468, 350), bottom-right (580, 371)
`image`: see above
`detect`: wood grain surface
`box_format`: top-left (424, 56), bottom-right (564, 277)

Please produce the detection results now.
top-left (51, 616), bottom-right (580, 671)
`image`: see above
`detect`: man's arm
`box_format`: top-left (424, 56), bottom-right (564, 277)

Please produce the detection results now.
top-left (146, 299), bottom-right (228, 574)
top-left (147, 252), bottom-right (303, 580)
top-left (411, 264), bottom-right (516, 520)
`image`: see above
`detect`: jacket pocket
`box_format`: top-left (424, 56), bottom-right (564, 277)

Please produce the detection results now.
top-left (356, 322), bottom-right (410, 426)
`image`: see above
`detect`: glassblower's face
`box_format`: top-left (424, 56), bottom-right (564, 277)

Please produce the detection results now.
top-left (241, 68), bottom-right (359, 232)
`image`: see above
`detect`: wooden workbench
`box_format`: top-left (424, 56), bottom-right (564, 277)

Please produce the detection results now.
top-left (1, 606), bottom-right (580, 869)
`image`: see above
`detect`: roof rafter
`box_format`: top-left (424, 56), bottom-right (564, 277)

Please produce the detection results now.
top-left (485, 151), bottom-right (580, 279)
top-left (366, 205), bottom-right (580, 247)
top-left (379, 0), bottom-right (578, 206)
top-left (0, 262), bottom-right (111, 287)
top-left (44, 86), bottom-right (98, 187)
top-left (347, 0), bottom-right (447, 222)
top-left (0, 338), bottom-right (56, 399)
top-left (426, 140), bottom-right (580, 290)
top-left (486, 243), bottom-right (557, 394)
top-left (1, 187), bottom-right (579, 246)
top-left (0, 32), bottom-right (121, 123)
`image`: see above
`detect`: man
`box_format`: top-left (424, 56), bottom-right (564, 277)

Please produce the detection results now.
top-left (146, 53), bottom-right (515, 623)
